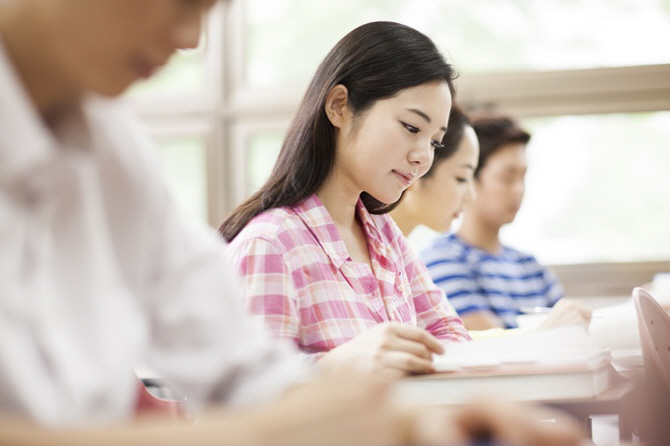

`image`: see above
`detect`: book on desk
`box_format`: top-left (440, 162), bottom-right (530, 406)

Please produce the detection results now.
top-left (391, 326), bottom-right (612, 405)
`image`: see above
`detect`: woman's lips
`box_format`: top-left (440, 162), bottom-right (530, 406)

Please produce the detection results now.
top-left (392, 170), bottom-right (413, 185)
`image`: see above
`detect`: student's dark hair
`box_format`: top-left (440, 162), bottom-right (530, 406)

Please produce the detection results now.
top-left (220, 21), bottom-right (457, 242)
top-left (420, 104), bottom-right (470, 180)
top-left (470, 111), bottom-right (530, 178)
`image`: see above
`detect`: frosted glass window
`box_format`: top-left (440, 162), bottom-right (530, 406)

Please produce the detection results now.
top-left (246, 131), bottom-right (284, 194)
top-left (243, 0), bottom-right (670, 89)
top-left (154, 136), bottom-right (208, 222)
top-left (504, 111), bottom-right (670, 264)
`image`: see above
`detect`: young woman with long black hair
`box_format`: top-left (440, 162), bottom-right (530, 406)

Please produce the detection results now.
top-left (222, 22), bottom-right (471, 377)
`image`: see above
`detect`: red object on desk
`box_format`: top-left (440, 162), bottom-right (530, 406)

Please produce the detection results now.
top-left (134, 378), bottom-right (183, 419)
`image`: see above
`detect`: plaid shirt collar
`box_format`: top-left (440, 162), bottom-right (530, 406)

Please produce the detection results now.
top-left (291, 193), bottom-right (385, 269)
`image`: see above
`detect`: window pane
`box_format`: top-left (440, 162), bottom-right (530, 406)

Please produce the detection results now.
top-left (246, 131), bottom-right (283, 194)
top-left (126, 44), bottom-right (208, 98)
top-left (504, 111), bottom-right (670, 264)
top-left (244, 0), bottom-right (670, 89)
top-left (154, 136), bottom-right (208, 222)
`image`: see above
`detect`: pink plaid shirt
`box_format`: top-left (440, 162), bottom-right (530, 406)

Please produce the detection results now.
top-left (226, 194), bottom-right (470, 358)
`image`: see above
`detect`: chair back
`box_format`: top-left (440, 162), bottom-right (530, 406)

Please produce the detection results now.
top-left (630, 287), bottom-right (670, 445)
top-left (634, 287), bottom-right (670, 393)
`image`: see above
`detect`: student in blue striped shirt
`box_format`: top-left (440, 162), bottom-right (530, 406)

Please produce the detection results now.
top-left (419, 111), bottom-right (591, 331)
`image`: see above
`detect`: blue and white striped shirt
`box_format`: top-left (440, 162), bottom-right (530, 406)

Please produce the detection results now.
top-left (420, 233), bottom-right (564, 328)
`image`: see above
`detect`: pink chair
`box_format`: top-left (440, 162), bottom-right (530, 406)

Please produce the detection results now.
top-left (629, 287), bottom-right (670, 445)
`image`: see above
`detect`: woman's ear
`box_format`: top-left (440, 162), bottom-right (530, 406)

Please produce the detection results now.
top-left (324, 84), bottom-right (350, 128)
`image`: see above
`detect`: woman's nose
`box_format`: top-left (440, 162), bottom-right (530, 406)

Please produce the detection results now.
top-left (408, 145), bottom-right (433, 167)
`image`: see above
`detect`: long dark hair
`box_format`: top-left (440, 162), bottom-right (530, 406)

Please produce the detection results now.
top-left (420, 104), bottom-right (470, 180)
top-left (220, 21), bottom-right (457, 242)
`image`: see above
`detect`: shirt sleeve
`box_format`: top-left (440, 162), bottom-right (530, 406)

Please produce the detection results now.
top-left (421, 247), bottom-right (492, 317)
top-left (139, 167), bottom-right (308, 413)
top-left (542, 265), bottom-right (566, 306)
top-left (399, 237), bottom-right (471, 343)
top-left (226, 236), bottom-right (302, 346)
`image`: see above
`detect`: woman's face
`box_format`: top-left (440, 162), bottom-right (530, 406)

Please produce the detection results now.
top-left (37, 0), bottom-right (215, 97)
top-left (471, 142), bottom-right (527, 227)
top-left (331, 81), bottom-right (452, 204)
top-left (403, 125), bottom-right (479, 233)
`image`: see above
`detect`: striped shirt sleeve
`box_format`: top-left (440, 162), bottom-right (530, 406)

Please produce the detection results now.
top-left (542, 266), bottom-right (565, 306)
top-left (421, 250), bottom-right (491, 317)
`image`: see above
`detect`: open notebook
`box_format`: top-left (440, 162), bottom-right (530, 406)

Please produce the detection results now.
top-left (391, 326), bottom-right (612, 405)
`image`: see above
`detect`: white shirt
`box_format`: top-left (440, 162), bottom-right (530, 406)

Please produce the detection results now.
top-left (0, 41), bottom-right (306, 426)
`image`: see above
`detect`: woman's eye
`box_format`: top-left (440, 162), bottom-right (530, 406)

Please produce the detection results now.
top-left (431, 140), bottom-right (445, 150)
top-left (456, 177), bottom-right (468, 184)
top-left (402, 122), bottom-right (419, 134)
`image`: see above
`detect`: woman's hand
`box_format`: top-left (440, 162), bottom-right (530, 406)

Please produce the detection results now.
top-left (317, 322), bottom-right (444, 378)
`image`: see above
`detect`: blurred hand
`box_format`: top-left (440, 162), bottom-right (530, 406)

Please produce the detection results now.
top-left (540, 299), bottom-right (592, 330)
top-left (248, 375), bottom-right (408, 446)
top-left (411, 398), bottom-right (584, 446)
top-left (219, 376), bottom-right (584, 446)
top-left (317, 322), bottom-right (444, 378)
